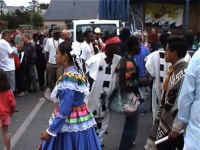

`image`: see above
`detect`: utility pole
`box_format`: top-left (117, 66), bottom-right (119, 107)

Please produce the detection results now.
top-left (0, 0), bottom-right (2, 20)
top-left (184, 0), bottom-right (190, 33)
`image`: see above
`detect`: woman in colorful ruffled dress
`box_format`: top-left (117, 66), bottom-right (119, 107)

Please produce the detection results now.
top-left (40, 41), bottom-right (101, 150)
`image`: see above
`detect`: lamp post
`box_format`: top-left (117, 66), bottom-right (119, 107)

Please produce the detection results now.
top-left (0, 0), bottom-right (2, 20)
top-left (184, 0), bottom-right (190, 33)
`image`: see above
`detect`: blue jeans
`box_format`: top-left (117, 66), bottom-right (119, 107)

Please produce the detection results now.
top-left (139, 87), bottom-right (148, 112)
top-left (119, 109), bottom-right (139, 150)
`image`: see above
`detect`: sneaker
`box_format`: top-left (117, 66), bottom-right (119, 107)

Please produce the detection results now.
top-left (18, 92), bottom-right (26, 97)
top-left (140, 110), bottom-right (147, 116)
top-left (131, 142), bottom-right (136, 148)
top-left (44, 88), bottom-right (54, 101)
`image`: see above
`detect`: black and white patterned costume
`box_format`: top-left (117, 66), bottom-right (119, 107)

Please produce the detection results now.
top-left (85, 52), bottom-right (121, 144)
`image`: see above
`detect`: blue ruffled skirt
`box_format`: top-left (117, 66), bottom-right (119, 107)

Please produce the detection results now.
top-left (42, 125), bottom-right (101, 150)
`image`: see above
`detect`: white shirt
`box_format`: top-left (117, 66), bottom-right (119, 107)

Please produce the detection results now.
top-left (0, 39), bottom-right (15, 71)
top-left (178, 49), bottom-right (200, 149)
top-left (44, 38), bottom-right (64, 64)
top-left (80, 41), bottom-right (94, 61)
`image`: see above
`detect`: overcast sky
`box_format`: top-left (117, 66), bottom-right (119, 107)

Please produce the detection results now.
top-left (4, 0), bottom-right (51, 6)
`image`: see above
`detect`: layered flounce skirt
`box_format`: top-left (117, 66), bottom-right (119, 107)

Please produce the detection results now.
top-left (42, 104), bottom-right (101, 150)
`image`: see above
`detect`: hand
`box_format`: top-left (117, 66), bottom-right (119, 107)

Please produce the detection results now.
top-left (168, 130), bottom-right (179, 140)
top-left (8, 53), bottom-right (14, 58)
top-left (16, 43), bottom-right (23, 51)
top-left (40, 131), bottom-right (51, 141)
top-left (139, 78), bottom-right (152, 87)
top-left (144, 138), bottom-right (157, 150)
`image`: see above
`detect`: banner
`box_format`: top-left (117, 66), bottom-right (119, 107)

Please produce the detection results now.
top-left (145, 3), bottom-right (183, 29)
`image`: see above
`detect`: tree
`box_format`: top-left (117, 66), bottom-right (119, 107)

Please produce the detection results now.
top-left (27, 0), bottom-right (39, 12)
top-left (39, 3), bottom-right (49, 9)
top-left (31, 12), bottom-right (44, 28)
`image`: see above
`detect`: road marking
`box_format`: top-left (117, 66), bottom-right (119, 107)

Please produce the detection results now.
top-left (4, 98), bottom-right (46, 150)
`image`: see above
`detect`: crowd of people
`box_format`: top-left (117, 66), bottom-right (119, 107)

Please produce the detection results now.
top-left (0, 26), bottom-right (200, 150)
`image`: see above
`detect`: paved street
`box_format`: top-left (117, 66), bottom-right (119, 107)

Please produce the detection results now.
top-left (0, 91), bottom-right (152, 150)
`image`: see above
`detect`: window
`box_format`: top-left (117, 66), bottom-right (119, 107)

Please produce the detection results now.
top-left (76, 24), bottom-right (117, 42)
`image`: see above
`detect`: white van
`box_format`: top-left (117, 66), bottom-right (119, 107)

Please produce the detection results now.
top-left (70, 19), bottom-right (121, 42)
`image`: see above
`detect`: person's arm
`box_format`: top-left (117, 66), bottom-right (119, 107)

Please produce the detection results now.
top-left (168, 114), bottom-right (184, 139)
top-left (178, 72), bottom-right (196, 124)
top-left (46, 89), bottom-right (75, 137)
top-left (178, 54), bottom-right (198, 125)
top-left (80, 44), bottom-right (87, 60)
top-left (4, 42), bottom-right (15, 58)
top-left (44, 39), bottom-right (50, 62)
top-left (8, 90), bottom-right (16, 114)
top-left (145, 52), bottom-right (157, 78)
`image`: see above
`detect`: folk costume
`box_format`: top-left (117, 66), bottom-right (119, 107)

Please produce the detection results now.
top-left (85, 52), bottom-right (121, 144)
top-left (145, 49), bottom-right (170, 121)
top-left (145, 49), bottom-right (191, 121)
top-left (148, 59), bottom-right (188, 150)
top-left (42, 48), bottom-right (101, 150)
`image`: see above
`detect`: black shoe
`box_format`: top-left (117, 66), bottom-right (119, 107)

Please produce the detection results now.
top-left (14, 108), bottom-right (19, 112)
top-left (131, 142), bottom-right (136, 148)
top-left (40, 86), bottom-right (45, 91)
top-left (101, 144), bottom-right (104, 148)
top-left (140, 110), bottom-right (147, 116)
top-left (31, 89), bottom-right (37, 93)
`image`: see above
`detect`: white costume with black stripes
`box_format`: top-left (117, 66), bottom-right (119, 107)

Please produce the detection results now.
top-left (85, 52), bottom-right (121, 144)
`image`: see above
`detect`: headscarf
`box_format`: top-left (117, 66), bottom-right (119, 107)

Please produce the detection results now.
top-left (70, 42), bottom-right (84, 74)
top-left (105, 36), bottom-right (121, 45)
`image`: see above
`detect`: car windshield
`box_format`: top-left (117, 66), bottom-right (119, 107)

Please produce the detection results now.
top-left (76, 24), bottom-right (117, 42)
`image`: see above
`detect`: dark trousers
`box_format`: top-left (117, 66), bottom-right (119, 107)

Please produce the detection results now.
top-left (119, 110), bottom-right (139, 150)
top-left (16, 65), bottom-right (27, 93)
top-left (36, 60), bottom-right (46, 88)
top-left (26, 64), bottom-right (37, 91)
top-left (157, 134), bottom-right (184, 150)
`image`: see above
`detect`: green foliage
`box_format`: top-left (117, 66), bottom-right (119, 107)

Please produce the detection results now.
top-left (31, 12), bottom-right (44, 28)
top-left (39, 3), bottom-right (49, 9)
top-left (2, 9), bottom-right (43, 29)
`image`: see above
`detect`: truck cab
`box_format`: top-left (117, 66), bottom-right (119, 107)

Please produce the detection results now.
top-left (70, 19), bottom-right (121, 42)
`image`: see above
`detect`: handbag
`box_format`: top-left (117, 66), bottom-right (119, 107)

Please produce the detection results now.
top-left (14, 55), bottom-right (20, 69)
top-left (108, 88), bottom-right (140, 114)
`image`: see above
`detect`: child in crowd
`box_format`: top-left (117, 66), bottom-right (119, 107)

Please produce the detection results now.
top-left (0, 68), bottom-right (16, 150)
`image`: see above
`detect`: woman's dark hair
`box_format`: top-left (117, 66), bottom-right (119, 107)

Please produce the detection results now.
top-left (183, 30), bottom-right (194, 49)
top-left (58, 41), bottom-right (73, 63)
top-left (120, 28), bottom-right (131, 41)
top-left (126, 35), bottom-right (140, 52)
top-left (167, 36), bottom-right (188, 58)
top-left (32, 33), bottom-right (39, 42)
top-left (0, 69), bottom-right (11, 92)
top-left (58, 41), bottom-right (83, 73)
top-left (159, 32), bottom-right (171, 49)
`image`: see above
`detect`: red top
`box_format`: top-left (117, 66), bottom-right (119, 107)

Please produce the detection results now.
top-left (0, 90), bottom-right (16, 117)
top-left (148, 34), bottom-right (158, 43)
